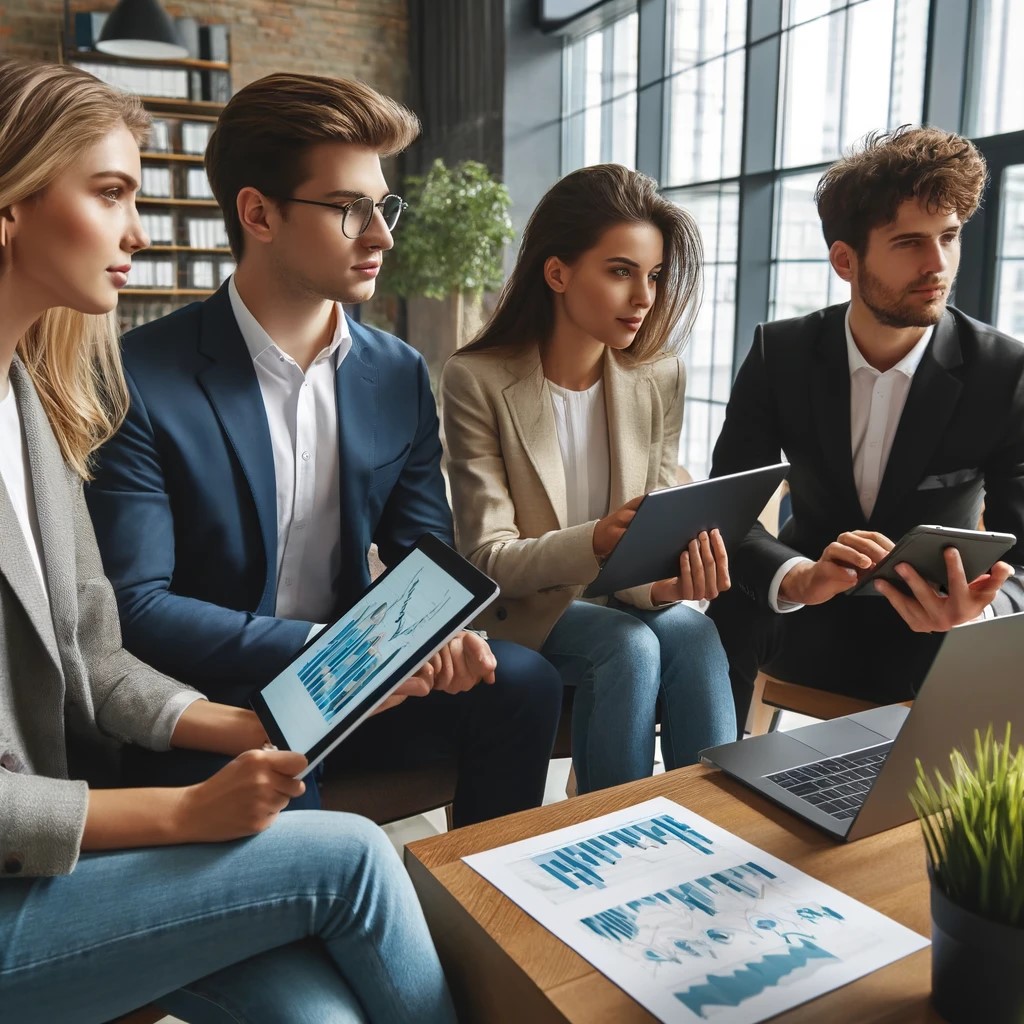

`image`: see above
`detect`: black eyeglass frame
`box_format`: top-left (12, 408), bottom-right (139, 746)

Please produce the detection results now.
top-left (277, 194), bottom-right (408, 238)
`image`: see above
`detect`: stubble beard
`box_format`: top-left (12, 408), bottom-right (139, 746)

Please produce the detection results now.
top-left (857, 263), bottom-right (949, 329)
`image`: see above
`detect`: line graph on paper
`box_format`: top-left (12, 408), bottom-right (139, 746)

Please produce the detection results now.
top-left (510, 813), bottom-right (740, 906)
top-left (579, 860), bottom-right (851, 1020)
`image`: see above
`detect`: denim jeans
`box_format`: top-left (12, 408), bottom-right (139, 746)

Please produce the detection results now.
top-left (0, 811), bottom-right (455, 1024)
top-left (541, 599), bottom-right (736, 793)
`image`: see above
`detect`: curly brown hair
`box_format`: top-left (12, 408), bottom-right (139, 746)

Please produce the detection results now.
top-left (815, 125), bottom-right (988, 254)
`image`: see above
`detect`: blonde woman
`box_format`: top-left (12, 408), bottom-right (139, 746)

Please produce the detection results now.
top-left (0, 59), bottom-right (453, 1024)
top-left (442, 165), bottom-right (737, 794)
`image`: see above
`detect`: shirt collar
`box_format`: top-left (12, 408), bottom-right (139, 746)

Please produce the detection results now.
top-left (228, 275), bottom-right (351, 369)
top-left (844, 305), bottom-right (933, 379)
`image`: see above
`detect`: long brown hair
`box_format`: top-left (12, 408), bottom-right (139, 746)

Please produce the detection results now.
top-left (0, 59), bottom-right (149, 479)
top-left (462, 164), bottom-right (703, 363)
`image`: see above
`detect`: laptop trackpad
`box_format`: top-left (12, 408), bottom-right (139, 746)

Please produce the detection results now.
top-left (788, 718), bottom-right (890, 757)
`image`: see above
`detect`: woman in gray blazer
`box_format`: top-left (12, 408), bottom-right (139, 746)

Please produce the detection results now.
top-left (0, 59), bottom-right (453, 1024)
top-left (441, 165), bottom-right (736, 794)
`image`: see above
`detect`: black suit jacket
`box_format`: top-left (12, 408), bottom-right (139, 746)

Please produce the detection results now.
top-left (711, 303), bottom-right (1024, 616)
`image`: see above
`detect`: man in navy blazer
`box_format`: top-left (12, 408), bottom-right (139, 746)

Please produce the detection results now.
top-left (708, 127), bottom-right (1024, 730)
top-left (86, 72), bottom-right (562, 825)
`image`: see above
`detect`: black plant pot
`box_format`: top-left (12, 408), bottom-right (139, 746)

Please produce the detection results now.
top-left (930, 877), bottom-right (1024, 1023)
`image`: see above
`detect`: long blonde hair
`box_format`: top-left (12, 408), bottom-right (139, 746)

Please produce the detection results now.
top-left (0, 59), bottom-right (149, 479)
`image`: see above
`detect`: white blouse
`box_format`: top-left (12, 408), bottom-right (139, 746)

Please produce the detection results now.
top-left (548, 378), bottom-right (610, 528)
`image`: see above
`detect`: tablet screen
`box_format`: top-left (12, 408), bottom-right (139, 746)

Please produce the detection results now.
top-left (258, 541), bottom-right (487, 761)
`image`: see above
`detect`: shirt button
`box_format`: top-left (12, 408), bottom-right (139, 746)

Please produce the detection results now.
top-left (301, 451), bottom-right (311, 461)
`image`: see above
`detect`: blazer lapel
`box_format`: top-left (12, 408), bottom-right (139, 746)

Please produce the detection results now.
top-left (870, 312), bottom-right (963, 524)
top-left (336, 319), bottom-right (378, 543)
top-left (2, 363), bottom-right (64, 671)
top-left (502, 349), bottom-right (568, 528)
top-left (604, 352), bottom-right (652, 508)
top-left (810, 308), bottom-right (863, 521)
top-left (196, 285), bottom-right (279, 611)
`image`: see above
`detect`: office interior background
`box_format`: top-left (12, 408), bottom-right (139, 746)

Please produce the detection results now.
top-left (1, 0), bottom-right (1021, 479)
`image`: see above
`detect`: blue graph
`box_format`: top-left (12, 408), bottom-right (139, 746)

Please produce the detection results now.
top-left (581, 863), bottom-right (780, 942)
top-left (674, 938), bottom-right (839, 1018)
top-left (529, 814), bottom-right (715, 893)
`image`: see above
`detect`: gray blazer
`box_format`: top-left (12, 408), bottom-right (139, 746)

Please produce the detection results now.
top-left (0, 360), bottom-right (195, 878)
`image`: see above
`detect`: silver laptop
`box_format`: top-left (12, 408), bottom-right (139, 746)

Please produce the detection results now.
top-left (699, 612), bottom-right (1024, 841)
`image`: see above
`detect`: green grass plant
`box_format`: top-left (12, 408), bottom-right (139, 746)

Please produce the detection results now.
top-left (910, 724), bottom-right (1024, 928)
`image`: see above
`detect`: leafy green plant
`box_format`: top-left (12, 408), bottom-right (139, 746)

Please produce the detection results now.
top-left (910, 724), bottom-right (1024, 928)
top-left (382, 159), bottom-right (515, 301)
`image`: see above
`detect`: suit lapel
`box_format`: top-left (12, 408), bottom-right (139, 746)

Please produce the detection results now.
top-left (605, 353), bottom-right (652, 508)
top-left (196, 285), bottom-right (279, 611)
top-left (336, 319), bottom-right (378, 544)
top-left (502, 348), bottom-right (568, 528)
top-left (2, 363), bottom-right (64, 671)
top-left (810, 307), bottom-right (863, 521)
top-left (870, 312), bottom-right (963, 524)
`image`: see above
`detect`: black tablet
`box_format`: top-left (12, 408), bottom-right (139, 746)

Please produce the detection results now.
top-left (844, 524), bottom-right (1016, 597)
top-left (581, 463), bottom-right (790, 599)
top-left (252, 533), bottom-right (499, 777)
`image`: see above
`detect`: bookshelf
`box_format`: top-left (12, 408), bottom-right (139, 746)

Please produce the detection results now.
top-left (64, 44), bottom-right (234, 329)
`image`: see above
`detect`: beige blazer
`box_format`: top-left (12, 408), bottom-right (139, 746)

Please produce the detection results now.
top-left (0, 360), bottom-right (194, 878)
top-left (440, 345), bottom-right (685, 650)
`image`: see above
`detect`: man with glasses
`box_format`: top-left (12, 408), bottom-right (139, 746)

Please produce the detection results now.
top-left (85, 72), bottom-right (562, 825)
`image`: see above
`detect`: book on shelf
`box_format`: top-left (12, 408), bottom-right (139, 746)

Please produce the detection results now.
top-left (74, 60), bottom-right (189, 99)
top-left (141, 166), bottom-right (173, 198)
top-left (199, 24), bottom-right (230, 63)
top-left (185, 168), bottom-right (214, 199)
top-left (181, 122), bottom-right (214, 155)
top-left (147, 119), bottom-right (172, 152)
top-left (73, 12), bottom-right (107, 50)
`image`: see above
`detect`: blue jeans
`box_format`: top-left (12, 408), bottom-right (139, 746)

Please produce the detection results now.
top-left (0, 812), bottom-right (455, 1024)
top-left (541, 599), bottom-right (736, 793)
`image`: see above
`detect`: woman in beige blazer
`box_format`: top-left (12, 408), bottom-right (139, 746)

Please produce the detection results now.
top-left (0, 59), bottom-right (453, 1023)
top-left (442, 164), bottom-right (736, 794)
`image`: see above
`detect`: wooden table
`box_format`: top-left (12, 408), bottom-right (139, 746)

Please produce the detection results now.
top-left (405, 765), bottom-right (941, 1023)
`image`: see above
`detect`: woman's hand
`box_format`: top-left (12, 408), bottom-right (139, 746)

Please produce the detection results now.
top-left (174, 748), bottom-right (309, 843)
top-left (593, 496), bottom-right (644, 561)
top-left (650, 529), bottom-right (731, 604)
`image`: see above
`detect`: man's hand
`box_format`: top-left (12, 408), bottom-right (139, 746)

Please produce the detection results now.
top-left (651, 530), bottom-right (731, 604)
top-left (426, 631), bottom-right (498, 694)
top-left (371, 670), bottom-right (433, 716)
top-left (874, 546), bottom-right (1013, 632)
top-left (175, 748), bottom-right (308, 843)
top-left (779, 530), bottom-right (895, 605)
top-left (593, 496), bottom-right (644, 561)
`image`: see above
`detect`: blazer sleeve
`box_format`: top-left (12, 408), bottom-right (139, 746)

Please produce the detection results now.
top-left (710, 325), bottom-right (805, 606)
top-left (86, 369), bottom-right (312, 704)
top-left (373, 353), bottom-right (458, 564)
top-left (0, 769), bottom-right (89, 877)
top-left (980, 360), bottom-right (1024, 615)
top-left (613, 356), bottom-right (686, 610)
top-left (441, 356), bottom-right (599, 597)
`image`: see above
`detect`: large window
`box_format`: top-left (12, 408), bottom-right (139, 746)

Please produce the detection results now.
top-left (552, 0), bottom-right (1024, 477)
top-left (561, 12), bottom-right (638, 173)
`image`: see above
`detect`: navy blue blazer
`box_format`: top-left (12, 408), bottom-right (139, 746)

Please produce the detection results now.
top-left (87, 284), bottom-right (453, 706)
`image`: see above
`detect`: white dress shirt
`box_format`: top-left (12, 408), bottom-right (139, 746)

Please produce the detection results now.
top-left (769, 308), bottom-right (933, 612)
top-left (548, 378), bottom-right (610, 528)
top-left (0, 381), bottom-right (48, 594)
top-left (229, 277), bottom-right (351, 625)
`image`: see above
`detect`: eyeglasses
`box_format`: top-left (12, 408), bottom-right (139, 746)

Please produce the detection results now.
top-left (278, 193), bottom-right (408, 239)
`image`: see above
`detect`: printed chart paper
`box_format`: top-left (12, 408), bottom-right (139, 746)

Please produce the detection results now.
top-left (464, 797), bottom-right (928, 1022)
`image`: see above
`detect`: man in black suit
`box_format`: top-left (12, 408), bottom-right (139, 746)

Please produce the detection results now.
top-left (709, 126), bottom-right (1024, 729)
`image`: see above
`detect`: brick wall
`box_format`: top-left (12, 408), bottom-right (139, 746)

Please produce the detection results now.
top-left (0, 0), bottom-right (408, 99)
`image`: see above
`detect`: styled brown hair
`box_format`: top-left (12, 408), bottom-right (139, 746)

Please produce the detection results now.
top-left (462, 164), bottom-right (703, 363)
top-left (205, 72), bottom-right (421, 258)
top-left (0, 58), bottom-right (149, 479)
top-left (815, 125), bottom-right (988, 254)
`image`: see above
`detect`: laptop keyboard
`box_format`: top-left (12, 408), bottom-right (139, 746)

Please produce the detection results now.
top-left (764, 744), bottom-right (892, 821)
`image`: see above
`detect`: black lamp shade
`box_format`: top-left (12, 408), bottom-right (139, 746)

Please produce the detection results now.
top-left (96, 0), bottom-right (189, 59)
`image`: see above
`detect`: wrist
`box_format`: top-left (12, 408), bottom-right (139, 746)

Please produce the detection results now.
top-left (778, 562), bottom-right (810, 604)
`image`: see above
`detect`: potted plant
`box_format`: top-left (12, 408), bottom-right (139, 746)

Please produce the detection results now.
top-left (910, 724), bottom-right (1024, 1023)
top-left (382, 158), bottom-right (515, 380)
